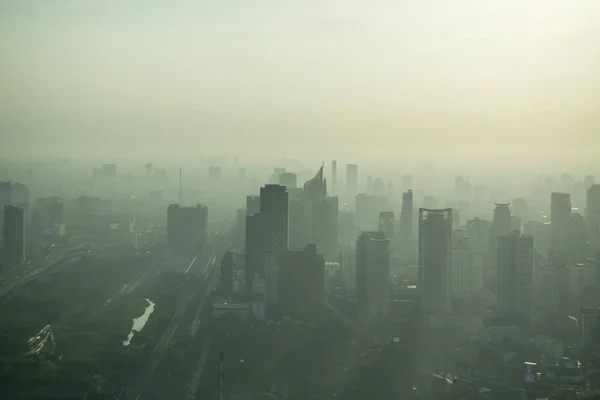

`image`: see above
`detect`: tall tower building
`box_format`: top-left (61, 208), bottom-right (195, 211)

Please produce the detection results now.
top-left (260, 184), bottom-right (289, 304)
top-left (497, 231), bottom-right (534, 328)
top-left (451, 236), bottom-right (483, 300)
top-left (356, 231), bottom-right (391, 320)
top-left (418, 208), bottom-right (453, 315)
top-left (579, 306), bottom-right (600, 356)
top-left (466, 217), bottom-right (490, 256)
top-left (246, 195), bottom-right (261, 216)
top-left (586, 185), bottom-right (600, 256)
top-left (399, 190), bottom-right (414, 259)
top-left (2, 205), bottom-right (26, 263)
top-left (550, 192), bottom-right (571, 252)
top-left (491, 203), bottom-right (512, 268)
top-left (331, 160), bottom-right (337, 194)
top-left (245, 213), bottom-right (265, 297)
top-left (346, 164), bottom-right (358, 198)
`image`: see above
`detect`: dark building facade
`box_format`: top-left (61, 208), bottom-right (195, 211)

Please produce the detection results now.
top-left (2, 205), bottom-right (26, 263)
top-left (167, 204), bottom-right (208, 256)
top-left (278, 244), bottom-right (325, 319)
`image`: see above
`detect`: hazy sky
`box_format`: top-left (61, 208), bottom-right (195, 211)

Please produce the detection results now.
top-left (1, 0), bottom-right (599, 164)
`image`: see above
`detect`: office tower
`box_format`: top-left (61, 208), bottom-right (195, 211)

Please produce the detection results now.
top-left (278, 244), bottom-right (325, 319)
top-left (550, 192), bottom-right (571, 252)
top-left (399, 190), bottom-right (414, 257)
top-left (534, 267), bottom-right (560, 313)
top-left (331, 160), bottom-right (337, 194)
top-left (497, 231), bottom-right (534, 328)
top-left (512, 198), bottom-right (529, 224)
top-left (235, 208), bottom-right (246, 249)
top-left (491, 203), bottom-right (512, 268)
top-left (451, 236), bottom-right (483, 300)
top-left (466, 217), bottom-right (490, 256)
top-left (402, 174), bottom-right (412, 191)
top-left (566, 212), bottom-right (587, 263)
top-left (346, 164), bottom-right (358, 197)
top-left (260, 184), bottom-right (289, 304)
top-left (418, 208), bottom-right (453, 315)
top-left (238, 167), bottom-right (247, 181)
top-left (279, 172), bottom-right (297, 190)
top-left (339, 211), bottom-right (355, 248)
top-left (208, 166), bottom-right (222, 181)
top-left (0, 181), bottom-right (11, 207)
top-left (246, 195), bottom-right (261, 216)
top-left (145, 162), bottom-right (153, 178)
top-left (2, 205), bottom-right (26, 263)
top-left (167, 204), bottom-right (208, 256)
top-left (378, 211), bottom-right (395, 240)
top-left (220, 251), bottom-right (234, 294)
top-left (511, 215), bottom-right (522, 232)
top-left (245, 213), bottom-right (265, 297)
top-left (579, 306), bottom-right (600, 356)
top-left (313, 196), bottom-right (339, 261)
top-left (356, 231), bottom-right (391, 320)
top-left (587, 185), bottom-right (600, 256)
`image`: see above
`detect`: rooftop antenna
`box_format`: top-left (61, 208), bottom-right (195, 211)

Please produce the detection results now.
top-left (178, 167), bottom-right (183, 205)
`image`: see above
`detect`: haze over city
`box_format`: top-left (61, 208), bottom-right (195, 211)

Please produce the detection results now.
top-left (1, 1), bottom-right (600, 400)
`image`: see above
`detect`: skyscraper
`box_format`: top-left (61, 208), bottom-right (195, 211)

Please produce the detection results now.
top-left (491, 203), bottom-right (512, 268)
top-left (579, 306), bottom-right (600, 356)
top-left (167, 204), bottom-right (208, 256)
top-left (331, 160), bottom-right (337, 194)
top-left (586, 185), bottom-right (600, 256)
top-left (399, 190), bottom-right (414, 259)
top-left (260, 184), bottom-right (289, 304)
top-left (418, 208), bottom-right (453, 315)
top-left (246, 195), bottom-right (261, 216)
top-left (466, 217), bottom-right (490, 256)
top-left (356, 231), bottom-right (391, 320)
top-left (550, 192), bottom-right (571, 252)
top-left (355, 194), bottom-right (389, 232)
top-left (497, 231), bottom-right (534, 328)
top-left (451, 235), bottom-right (483, 300)
top-left (278, 243), bottom-right (325, 319)
top-left (220, 251), bottom-right (234, 294)
top-left (346, 164), bottom-right (358, 198)
top-left (2, 205), bottom-right (26, 263)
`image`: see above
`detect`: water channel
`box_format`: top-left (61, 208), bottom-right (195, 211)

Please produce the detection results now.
top-left (123, 298), bottom-right (155, 346)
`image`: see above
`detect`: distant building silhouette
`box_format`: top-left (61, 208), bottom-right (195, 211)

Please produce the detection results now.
top-left (167, 204), bottom-right (208, 256)
top-left (586, 185), bottom-right (600, 257)
top-left (491, 203), bottom-right (511, 269)
top-left (331, 160), bottom-right (337, 194)
top-left (246, 195), bottom-right (260, 216)
top-left (346, 164), bottom-right (358, 198)
top-left (278, 243), bottom-right (325, 319)
top-left (497, 231), bottom-right (533, 328)
top-left (278, 172), bottom-right (297, 189)
top-left (355, 193), bottom-right (389, 232)
top-left (208, 166), bottom-right (222, 181)
top-left (418, 208), bottom-right (452, 315)
top-left (399, 190), bottom-right (414, 260)
top-left (2, 205), bottom-right (26, 263)
top-left (378, 211), bottom-right (395, 240)
top-left (451, 233), bottom-right (483, 300)
top-left (550, 192), bottom-right (571, 253)
top-left (245, 213), bottom-right (265, 298)
top-left (145, 162), bottom-right (153, 178)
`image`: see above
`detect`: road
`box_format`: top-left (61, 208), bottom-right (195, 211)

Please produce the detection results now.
top-left (127, 253), bottom-right (217, 400)
top-left (0, 248), bottom-right (73, 299)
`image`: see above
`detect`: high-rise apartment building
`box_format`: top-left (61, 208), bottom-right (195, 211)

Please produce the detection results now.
top-left (418, 208), bottom-right (453, 315)
top-left (497, 231), bottom-right (534, 328)
top-left (245, 213), bottom-right (265, 297)
top-left (399, 190), bottom-right (414, 259)
top-left (579, 306), bottom-right (600, 356)
top-left (451, 236), bottom-right (483, 300)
